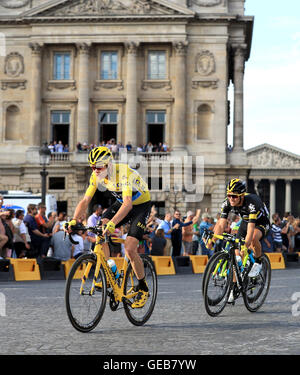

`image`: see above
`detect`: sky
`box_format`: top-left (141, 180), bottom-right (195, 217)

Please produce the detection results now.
top-left (228, 0), bottom-right (300, 156)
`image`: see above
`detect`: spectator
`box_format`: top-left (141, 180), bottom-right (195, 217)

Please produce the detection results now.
top-left (146, 142), bottom-right (153, 153)
top-left (126, 141), bottom-right (132, 151)
top-left (87, 204), bottom-right (102, 250)
top-left (261, 228), bottom-right (274, 253)
top-left (192, 221), bottom-right (200, 255)
top-left (56, 140), bottom-right (64, 153)
top-left (51, 230), bottom-right (73, 261)
top-left (157, 212), bottom-right (175, 256)
top-left (76, 142), bottom-right (82, 151)
top-left (24, 204), bottom-right (50, 258)
top-left (287, 215), bottom-right (296, 253)
top-left (0, 196), bottom-right (9, 258)
top-left (199, 212), bottom-right (214, 257)
top-left (230, 214), bottom-right (240, 232)
top-left (63, 144), bottom-right (69, 153)
top-left (12, 210), bottom-right (30, 258)
top-left (52, 211), bottom-right (67, 234)
top-left (171, 210), bottom-right (192, 257)
top-left (47, 211), bottom-right (57, 232)
top-left (2, 209), bottom-right (15, 258)
top-left (71, 231), bottom-right (85, 259)
top-left (271, 215), bottom-right (288, 252)
top-left (182, 210), bottom-right (200, 256)
top-left (35, 203), bottom-right (55, 235)
top-left (149, 229), bottom-right (166, 256)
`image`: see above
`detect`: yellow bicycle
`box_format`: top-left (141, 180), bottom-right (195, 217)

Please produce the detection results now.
top-left (65, 223), bottom-right (157, 332)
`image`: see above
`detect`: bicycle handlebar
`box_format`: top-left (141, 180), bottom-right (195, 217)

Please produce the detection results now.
top-left (202, 228), bottom-right (245, 245)
top-left (64, 222), bottom-right (114, 246)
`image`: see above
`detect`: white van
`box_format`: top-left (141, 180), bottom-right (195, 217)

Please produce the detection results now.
top-left (1, 190), bottom-right (57, 216)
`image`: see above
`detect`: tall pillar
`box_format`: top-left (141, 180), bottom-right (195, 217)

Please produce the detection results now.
top-left (232, 44), bottom-right (247, 151)
top-left (285, 179), bottom-right (292, 214)
top-left (125, 42), bottom-right (138, 147)
top-left (76, 43), bottom-right (91, 145)
top-left (29, 42), bottom-right (43, 147)
top-left (269, 179), bottom-right (276, 219)
top-left (254, 179), bottom-right (260, 195)
top-left (173, 41), bottom-right (188, 152)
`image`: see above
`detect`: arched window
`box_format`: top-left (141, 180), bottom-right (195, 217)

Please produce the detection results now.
top-left (5, 105), bottom-right (20, 141)
top-left (197, 104), bottom-right (212, 140)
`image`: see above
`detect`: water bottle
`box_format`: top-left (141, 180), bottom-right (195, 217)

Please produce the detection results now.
top-left (235, 255), bottom-right (243, 270)
top-left (107, 259), bottom-right (120, 280)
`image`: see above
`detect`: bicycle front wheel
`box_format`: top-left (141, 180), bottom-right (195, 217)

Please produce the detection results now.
top-left (243, 254), bottom-right (271, 313)
top-left (203, 251), bottom-right (233, 317)
top-left (123, 254), bottom-right (157, 326)
top-left (65, 253), bottom-right (107, 332)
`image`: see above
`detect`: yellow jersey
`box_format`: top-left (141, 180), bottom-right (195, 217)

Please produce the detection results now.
top-left (85, 163), bottom-right (151, 205)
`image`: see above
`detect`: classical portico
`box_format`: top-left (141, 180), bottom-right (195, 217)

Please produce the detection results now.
top-left (247, 144), bottom-right (300, 218)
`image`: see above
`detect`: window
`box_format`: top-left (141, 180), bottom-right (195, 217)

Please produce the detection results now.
top-left (100, 51), bottom-right (118, 80)
top-left (49, 177), bottom-right (65, 190)
top-left (146, 110), bottom-right (166, 145)
top-left (53, 52), bottom-right (71, 80)
top-left (5, 105), bottom-right (20, 141)
top-left (99, 111), bottom-right (118, 143)
top-left (51, 110), bottom-right (70, 146)
top-left (197, 104), bottom-right (212, 140)
top-left (148, 51), bottom-right (166, 80)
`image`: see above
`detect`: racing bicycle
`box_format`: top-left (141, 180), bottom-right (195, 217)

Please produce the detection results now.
top-left (201, 229), bottom-right (271, 317)
top-left (64, 222), bottom-right (157, 332)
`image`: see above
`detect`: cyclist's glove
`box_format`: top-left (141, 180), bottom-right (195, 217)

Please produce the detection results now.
top-left (64, 219), bottom-right (77, 231)
top-left (105, 221), bottom-right (116, 234)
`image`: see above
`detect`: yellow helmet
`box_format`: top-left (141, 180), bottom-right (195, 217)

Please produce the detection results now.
top-left (226, 179), bottom-right (246, 195)
top-left (88, 146), bottom-right (113, 166)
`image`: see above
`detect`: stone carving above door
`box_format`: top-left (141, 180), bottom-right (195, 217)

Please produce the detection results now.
top-left (4, 52), bottom-right (24, 77)
top-left (0, 0), bottom-right (30, 8)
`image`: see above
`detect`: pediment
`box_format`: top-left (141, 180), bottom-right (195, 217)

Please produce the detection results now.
top-left (21, 0), bottom-right (195, 18)
top-left (246, 143), bottom-right (300, 169)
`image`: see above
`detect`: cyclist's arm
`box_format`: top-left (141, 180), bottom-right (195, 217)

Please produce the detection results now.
top-left (213, 218), bottom-right (227, 236)
top-left (72, 194), bottom-right (93, 222)
top-left (109, 195), bottom-right (133, 226)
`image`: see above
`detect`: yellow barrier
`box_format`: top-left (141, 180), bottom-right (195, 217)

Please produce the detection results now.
top-left (150, 256), bottom-right (176, 275)
top-left (189, 255), bottom-right (209, 273)
top-left (266, 252), bottom-right (285, 269)
top-left (9, 258), bottom-right (41, 281)
top-left (62, 258), bottom-right (87, 279)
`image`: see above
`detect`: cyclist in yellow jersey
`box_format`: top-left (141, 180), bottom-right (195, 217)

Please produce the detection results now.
top-left (65, 146), bottom-right (151, 308)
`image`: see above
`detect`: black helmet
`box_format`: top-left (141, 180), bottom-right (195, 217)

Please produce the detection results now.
top-left (227, 179), bottom-right (246, 195)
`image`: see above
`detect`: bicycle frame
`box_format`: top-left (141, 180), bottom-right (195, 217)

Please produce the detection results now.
top-left (79, 235), bottom-right (138, 304)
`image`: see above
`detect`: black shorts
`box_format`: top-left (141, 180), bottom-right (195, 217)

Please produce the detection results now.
top-left (237, 220), bottom-right (270, 240)
top-left (102, 200), bottom-right (151, 241)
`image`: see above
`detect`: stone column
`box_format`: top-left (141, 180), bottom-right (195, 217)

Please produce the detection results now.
top-left (125, 42), bottom-right (138, 147)
top-left (285, 179), bottom-right (292, 214)
top-left (173, 41), bottom-right (188, 152)
top-left (254, 179), bottom-right (260, 195)
top-left (269, 179), bottom-right (276, 219)
top-left (29, 42), bottom-right (43, 147)
top-left (76, 43), bottom-right (91, 145)
top-left (232, 44), bottom-right (247, 151)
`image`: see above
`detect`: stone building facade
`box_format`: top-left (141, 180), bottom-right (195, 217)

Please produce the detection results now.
top-left (0, 0), bottom-right (254, 217)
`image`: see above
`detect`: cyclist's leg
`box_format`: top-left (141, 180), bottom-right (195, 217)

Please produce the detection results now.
top-left (101, 201), bottom-right (123, 259)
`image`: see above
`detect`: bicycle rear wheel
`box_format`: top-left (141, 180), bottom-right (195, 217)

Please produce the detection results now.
top-left (65, 253), bottom-right (107, 332)
top-left (203, 251), bottom-right (233, 317)
top-left (123, 254), bottom-right (157, 326)
top-left (243, 254), bottom-right (271, 312)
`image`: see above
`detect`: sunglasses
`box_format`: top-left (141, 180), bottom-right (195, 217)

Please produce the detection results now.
top-left (90, 164), bottom-right (107, 171)
top-left (227, 194), bottom-right (239, 199)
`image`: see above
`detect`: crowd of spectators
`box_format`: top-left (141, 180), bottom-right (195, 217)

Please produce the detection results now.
top-left (47, 138), bottom-right (170, 155)
top-left (1, 192), bottom-right (300, 262)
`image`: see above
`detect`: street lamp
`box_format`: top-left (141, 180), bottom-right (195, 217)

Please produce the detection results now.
top-left (39, 141), bottom-right (51, 204)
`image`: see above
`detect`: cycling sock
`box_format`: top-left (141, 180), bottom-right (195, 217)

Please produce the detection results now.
top-left (138, 277), bottom-right (148, 292)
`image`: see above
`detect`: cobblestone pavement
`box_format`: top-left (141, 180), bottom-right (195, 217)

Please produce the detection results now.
top-left (0, 266), bottom-right (300, 355)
